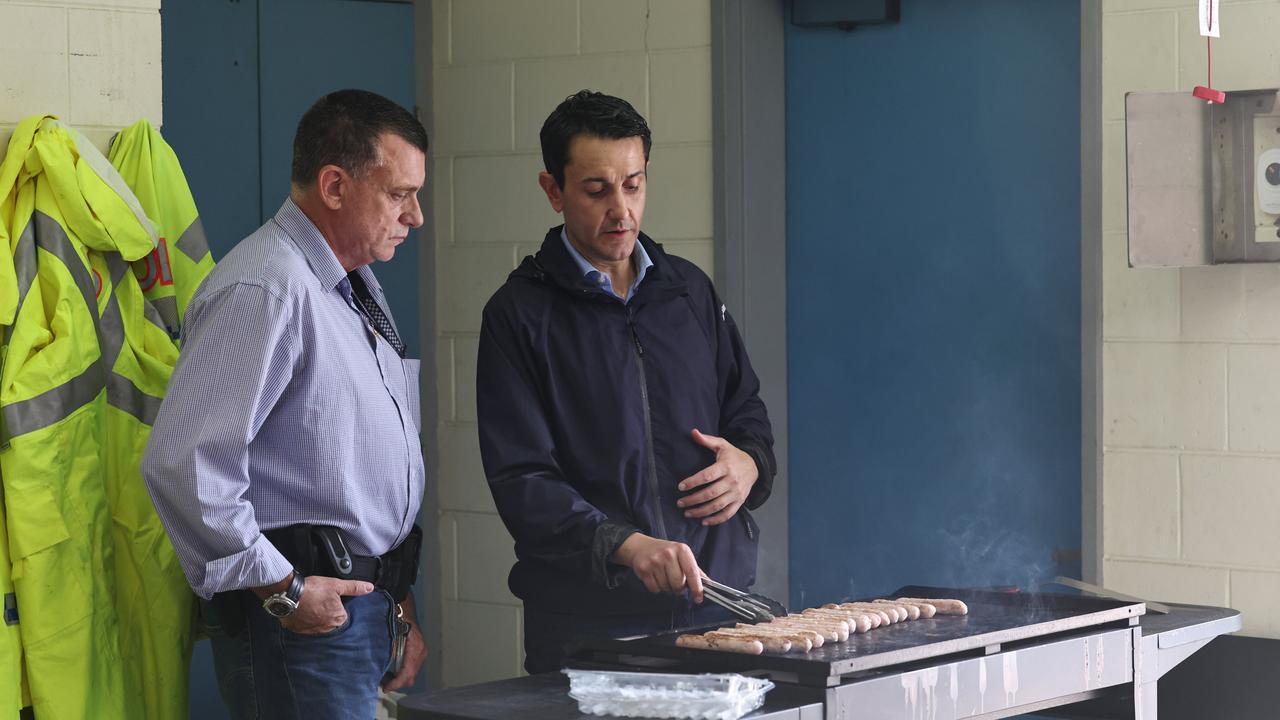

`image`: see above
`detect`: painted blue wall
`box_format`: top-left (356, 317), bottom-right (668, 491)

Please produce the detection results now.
top-left (162, 0), bottom-right (419, 355)
top-left (786, 0), bottom-right (1082, 608)
top-left (162, 2), bottom-right (417, 717)
top-left (256, 0), bottom-right (420, 361)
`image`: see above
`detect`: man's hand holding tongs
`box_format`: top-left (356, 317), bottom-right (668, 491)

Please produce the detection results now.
top-left (611, 534), bottom-right (706, 603)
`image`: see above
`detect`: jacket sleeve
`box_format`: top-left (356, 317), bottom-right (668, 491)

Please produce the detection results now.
top-left (711, 292), bottom-right (777, 510)
top-left (476, 298), bottom-right (636, 587)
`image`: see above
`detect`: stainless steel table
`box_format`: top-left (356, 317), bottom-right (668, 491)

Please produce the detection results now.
top-left (399, 600), bottom-right (1240, 720)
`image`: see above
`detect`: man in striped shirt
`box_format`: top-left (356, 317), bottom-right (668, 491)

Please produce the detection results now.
top-left (143, 89), bottom-right (429, 718)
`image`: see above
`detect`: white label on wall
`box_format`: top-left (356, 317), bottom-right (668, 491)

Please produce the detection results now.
top-left (1199, 0), bottom-right (1220, 38)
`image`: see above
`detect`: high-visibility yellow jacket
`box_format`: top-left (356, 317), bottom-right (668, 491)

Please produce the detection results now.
top-left (0, 486), bottom-right (28, 717)
top-left (0, 115), bottom-right (158, 720)
top-left (106, 119), bottom-right (207, 720)
top-left (0, 112), bottom-right (30, 720)
top-left (108, 120), bottom-right (215, 339)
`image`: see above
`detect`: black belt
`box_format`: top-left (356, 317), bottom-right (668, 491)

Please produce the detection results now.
top-left (263, 524), bottom-right (422, 603)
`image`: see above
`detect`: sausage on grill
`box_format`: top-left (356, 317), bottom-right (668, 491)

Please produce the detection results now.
top-left (879, 599), bottom-right (936, 619)
top-left (676, 634), bottom-right (763, 654)
top-left (896, 597), bottom-right (968, 616)
top-left (705, 630), bottom-right (791, 653)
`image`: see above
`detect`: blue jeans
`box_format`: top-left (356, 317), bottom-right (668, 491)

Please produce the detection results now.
top-left (523, 601), bottom-right (735, 674)
top-left (200, 589), bottom-right (396, 719)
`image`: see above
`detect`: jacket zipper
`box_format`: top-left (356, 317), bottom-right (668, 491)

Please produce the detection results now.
top-left (627, 306), bottom-right (668, 540)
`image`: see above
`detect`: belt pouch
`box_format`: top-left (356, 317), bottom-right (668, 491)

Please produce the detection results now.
top-left (208, 590), bottom-right (249, 637)
top-left (385, 525), bottom-right (423, 602)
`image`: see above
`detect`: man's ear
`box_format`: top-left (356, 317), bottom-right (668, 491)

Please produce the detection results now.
top-left (538, 171), bottom-right (564, 214)
top-left (317, 165), bottom-right (345, 210)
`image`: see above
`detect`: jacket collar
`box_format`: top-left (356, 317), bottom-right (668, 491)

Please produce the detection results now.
top-left (522, 225), bottom-right (686, 302)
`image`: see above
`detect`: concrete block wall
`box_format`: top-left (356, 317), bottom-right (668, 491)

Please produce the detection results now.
top-left (0, 0), bottom-right (161, 152)
top-left (431, 0), bottom-right (714, 687)
top-left (1101, 0), bottom-right (1280, 639)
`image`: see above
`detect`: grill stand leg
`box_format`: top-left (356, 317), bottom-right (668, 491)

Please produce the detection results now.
top-left (1134, 681), bottom-right (1157, 719)
top-left (1132, 626), bottom-right (1157, 720)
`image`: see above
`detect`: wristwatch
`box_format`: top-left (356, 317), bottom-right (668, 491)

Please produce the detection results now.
top-left (262, 571), bottom-right (306, 618)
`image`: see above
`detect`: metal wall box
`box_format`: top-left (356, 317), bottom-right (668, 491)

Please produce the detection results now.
top-left (791, 0), bottom-right (900, 29)
top-left (1126, 89), bottom-right (1280, 266)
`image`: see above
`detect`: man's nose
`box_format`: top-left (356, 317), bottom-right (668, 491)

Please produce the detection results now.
top-left (606, 188), bottom-right (628, 219)
top-left (404, 193), bottom-right (424, 228)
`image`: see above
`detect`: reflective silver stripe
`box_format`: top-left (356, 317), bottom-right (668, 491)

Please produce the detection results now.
top-left (106, 371), bottom-right (162, 426)
top-left (2, 221), bottom-right (37, 445)
top-left (3, 211), bottom-right (166, 437)
top-left (34, 211), bottom-right (98, 316)
top-left (13, 220), bottom-right (36, 311)
top-left (100, 254), bottom-right (129, 366)
top-left (1, 358), bottom-right (105, 437)
top-left (2, 211), bottom-right (106, 440)
top-left (4, 221), bottom-right (37, 350)
top-left (149, 295), bottom-right (178, 336)
top-left (101, 253), bottom-right (165, 425)
top-left (59, 120), bottom-right (158, 248)
top-left (175, 216), bottom-right (211, 261)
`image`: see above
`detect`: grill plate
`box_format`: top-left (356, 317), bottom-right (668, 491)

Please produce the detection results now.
top-left (569, 586), bottom-right (1145, 686)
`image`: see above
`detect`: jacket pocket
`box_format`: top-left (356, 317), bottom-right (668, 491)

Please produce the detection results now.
top-left (739, 508), bottom-right (759, 542)
top-left (724, 509), bottom-right (759, 590)
top-left (7, 485), bottom-right (72, 567)
top-left (2, 423), bottom-right (95, 641)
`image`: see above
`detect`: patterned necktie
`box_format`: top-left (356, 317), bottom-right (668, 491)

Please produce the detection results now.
top-left (347, 272), bottom-right (406, 358)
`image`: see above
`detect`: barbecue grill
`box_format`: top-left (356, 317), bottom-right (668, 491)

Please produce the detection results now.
top-left (400, 586), bottom-right (1241, 720)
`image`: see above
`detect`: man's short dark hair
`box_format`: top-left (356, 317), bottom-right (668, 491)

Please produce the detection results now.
top-left (540, 90), bottom-right (651, 188)
top-left (291, 89), bottom-right (429, 187)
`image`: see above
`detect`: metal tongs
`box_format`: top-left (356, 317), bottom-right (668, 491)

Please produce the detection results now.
top-left (700, 574), bottom-right (776, 623)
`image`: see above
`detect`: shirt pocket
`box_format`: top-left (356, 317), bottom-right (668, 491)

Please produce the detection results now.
top-left (401, 358), bottom-right (421, 433)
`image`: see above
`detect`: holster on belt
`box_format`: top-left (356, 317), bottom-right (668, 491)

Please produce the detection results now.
top-left (264, 524), bottom-right (423, 603)
top-left (210, 524), bottom-right (423, 634)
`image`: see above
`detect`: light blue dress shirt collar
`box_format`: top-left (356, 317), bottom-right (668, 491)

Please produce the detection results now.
top-left (276, 198), bottom-right (386, 302)
top-left (560, 227), bottom-right (653, 304)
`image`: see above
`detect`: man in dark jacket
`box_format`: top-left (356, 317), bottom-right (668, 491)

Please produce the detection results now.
top-left (477, 90), bottom-right (776, 674)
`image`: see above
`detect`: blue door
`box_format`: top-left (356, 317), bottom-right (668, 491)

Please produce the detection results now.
top-left (786, 0), bottom-right (1082, 607)
top-left (256, 0), bottom-right (420, 356)
top-left (163, 0), bottom-right (418, 353)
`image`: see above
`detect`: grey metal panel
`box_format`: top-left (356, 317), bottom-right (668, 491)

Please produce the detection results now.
top-left (1152, 637), bottom-right (1211, 681)
top-left (1137, 607), bottom-right (1240, 681)
top-left (828, 629), bottom-right (1133, 720)
top-left (798, 703), bottom-right (824, 720)
top-left (1212, 91), bottom-right (1280, 262)
top-left (412, 0), bottom-right (442, 693)
top-left (1126, 89), bottom-right (1280, 267)
top-left (1080, 0), bottom-right (1103, 588)
top-left (712, 0), bottom-right (789, 605)
top-left (1151, 607), bottom-right (1241, 650)
top-left (1125, 92), bottom-right (1214, 267)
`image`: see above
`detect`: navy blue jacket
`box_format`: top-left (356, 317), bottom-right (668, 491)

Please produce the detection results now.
top-left (477, 227), bottom-right (775, 616)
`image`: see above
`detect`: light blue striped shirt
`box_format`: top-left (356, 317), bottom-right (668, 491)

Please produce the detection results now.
top-left (142, 199), bottom-right (425, 599)
top-left (560, 228), bottom-right (652, 303)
